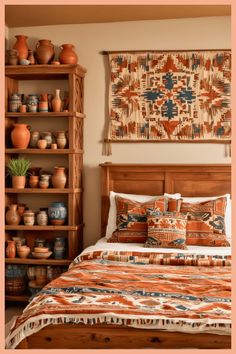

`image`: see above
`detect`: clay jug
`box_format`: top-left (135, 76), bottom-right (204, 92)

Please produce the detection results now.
top-left (11, 124), bottom-right (30, 149)
top-left (55, 131), bottom-right (67, 149)
top-left (6, 205), bottom-right (21, 225)
top-left (35, 39), bottom-right (55, 64)
top-left (59, 44), bottom-right (78, 64)
top-left (6, 240), bottom-right (16, 258)
top-left (52, 167), bottom-right (67, 188)
top-left (27, 49), bottom-right (36, 65)
top-left (13, 35), bottom-right (29, 62)
top-left (52, 89), bottom-right (62, 112)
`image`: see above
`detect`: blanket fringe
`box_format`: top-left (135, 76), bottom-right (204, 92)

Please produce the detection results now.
top-left (6, 313), bottom-right (231, 349)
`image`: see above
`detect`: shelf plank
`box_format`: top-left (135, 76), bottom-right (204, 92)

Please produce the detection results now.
top-left (5, 148), bottom-right (83, 154)
top-left (6, 111), bottom-right (85, 118)
top-left (5, 258), bottom-right (72, 265)
top-left (5, 295), bottom-right (30, 302)
top-left (5, 188), bottom-right (82, 194)
top-left (5, 225), bottom-right (78, 231)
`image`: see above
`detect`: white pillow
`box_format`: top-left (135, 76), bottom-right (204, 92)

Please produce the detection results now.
top-left (180, 194), bottom-right (231, 242)
top-left (105, 191), bottom-right (181, 238)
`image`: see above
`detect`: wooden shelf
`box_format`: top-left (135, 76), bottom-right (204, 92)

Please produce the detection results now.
top-left (5, 188), bottom-right (82, 194)
top-left (5, 258), bottom-right (72, 265)
top-left (6, 111), bottom-right (85, 118)
top-left (5, 148), bottom-right (83, 154)
top-left (5, 225), bottom-right (78, 231)
top-left (6, 294), bottom-right (30, 302)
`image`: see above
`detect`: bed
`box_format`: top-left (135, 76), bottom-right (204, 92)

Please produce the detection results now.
top-left (6, 163), bottom-right (231, 349)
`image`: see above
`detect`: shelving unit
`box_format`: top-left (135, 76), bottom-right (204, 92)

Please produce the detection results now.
top-left (5, 64), bottom-right (86, 301)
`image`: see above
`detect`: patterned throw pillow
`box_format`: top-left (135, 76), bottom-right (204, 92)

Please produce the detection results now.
top-left (167, 198), bottom-right (182, 212)
top-left (180, 197), bottom-right (229, 246)
top-left (145, 211), bottom-right (187, 249)
top-left (107, 195), bottom-right (167, 243)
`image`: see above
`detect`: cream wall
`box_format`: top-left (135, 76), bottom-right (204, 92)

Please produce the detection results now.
top-left (8, 16), bottom-right (231, 247)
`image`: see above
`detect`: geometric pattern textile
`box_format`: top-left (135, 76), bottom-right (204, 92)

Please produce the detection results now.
top-left (180, 197), bottom-right (230, 246)
top-left (145, 211), bottom-right (188, 249)
top-left (108, 50), bottom-right (231, 141)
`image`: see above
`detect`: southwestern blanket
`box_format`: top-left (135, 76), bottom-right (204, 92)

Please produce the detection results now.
top-left (6, 250), bottom-right (231, 348)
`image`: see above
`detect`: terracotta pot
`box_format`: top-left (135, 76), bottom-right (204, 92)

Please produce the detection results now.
top-left (6, 49), bottom-right (18, 65)
top-left (41, 132), bottom-right (52, 147)
top-left (11, 123), bottom-right (30, 148)
top-left (6, 205), bottom-right (21, 225)
top-left (13, 35), bottom-right (29, 62)
top-left (52, 167), bottom-right (67, 188)
top-left (17, 246), bottom-right (31, 258)
top-left (35, 39), bottom-right (55, 64)
top-left (29, 175), bottom-right (39, 188)
top-left (12, 176), bottom-right (26, 189)
top-left (55, 131), bottom-right (67, 149)
top-left (17, 204), bottom-right (26, 219)
top-left (30, 131), bottom-right (40, 148)
top-left (51, 89), bottom-right (62, 112)
top-left (37, 139), bottom-right (47, 149)
top-left (39, 180), bottom-right (49, 189)
top-left (59, 44), bottom-right (78, 64)
top-left (6, 240), bottom-right (16, 258)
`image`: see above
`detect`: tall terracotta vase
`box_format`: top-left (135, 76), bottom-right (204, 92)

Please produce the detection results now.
top-left (59, 44), bottom-right (78, 64)
top-left (11, 124), bottom-right (30, 149)
top-left (6, 240), bottom-right (16, 258)
top-left (6, 204), bottom-right (21, 225)
top-left (51, 167), bottom-right (67, 188)
top-left (13, 35), bottom-right (29, 63)
top-left (35, 39), bottom-right (55, 64)
top-left (52, 89), bottom-right (62, 112)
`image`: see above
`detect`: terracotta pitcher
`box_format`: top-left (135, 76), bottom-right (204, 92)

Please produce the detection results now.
top-left (51, 89), bottom-right (62, 112)
top-left (51, 167), bottom-right (67, 188)
top-left (11, 124), bottom-right (30, 149)
top-left (13, 35), bottom-right (29, 62)
top-left (6, 205), bottom-right (21, 225)
top-left (59, 44), bottom-right (78, 64)
top-left (35, 39), bottom-right (55, 64)
top-left (6, 240), bottom-right (16, 258)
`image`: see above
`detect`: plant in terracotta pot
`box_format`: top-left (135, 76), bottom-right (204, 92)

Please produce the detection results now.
top-left (7, 158), bottom-right (31, 189)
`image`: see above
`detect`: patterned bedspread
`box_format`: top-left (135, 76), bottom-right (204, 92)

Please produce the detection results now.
top-left (6, 250), bottom-right (231, 349)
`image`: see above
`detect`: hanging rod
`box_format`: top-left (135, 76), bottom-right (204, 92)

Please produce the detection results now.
top-left (100, 48), bottom-right (231, 55)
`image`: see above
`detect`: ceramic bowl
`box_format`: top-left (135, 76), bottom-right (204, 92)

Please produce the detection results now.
top-left (32, 251), bottom-right (52, 259)
top-left (34, 247), bottom-right (49, 253)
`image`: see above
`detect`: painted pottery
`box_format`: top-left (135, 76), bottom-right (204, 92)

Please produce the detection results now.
top-left (52, 166), bottom-right (67, 188)
top-left (27, 49), bottom-right (35, 65)
top-left (6, 49), bottom-right (18, 65)
top-left (35, 239), bottom-right (46, 248)
top-left (29, 175), bottom-right (39, 188)
top-left (52, 89), bottom-right (62, 112)
top-left (26, 94), bottom-right (39, 112)
top-left (37, 210), bottom-right (48, 226)
top-left (39, 94), bottom-right (48, 112)
top-left (6, 204), bottom-right (21, 225)
top-left (37, 139), bottom-right (47, 149)
top-left (30, 131), bottom-right (40, 148)
top-left (55, 131), bottom-right (67, 149)
top-left (39, 174), bottom-right (51, 189)
top-left (35, 39), bottom-right (55, 64)
top-left (17, 246), bottom-right (31, 258)
top-left (59, 44), bottom-right (78, 64)
top-left (53, 237), bottom-right (66, 259)
top-left (9, 93), bottom-right (22, 112)
top-left (12, 175), bottom-right (26, 189)
top-left (41, 132), bottom-right (52, 147)
top-left (48, 202), bottom-right (67, 225)
top-left (13, 35), bottom-right (29, 62)
top-left (6, 240), bottom-right (16, 258)
top-left (11, 123), bottom-right (30, 148)
top-left (23, 211), bottom-right (35, 226)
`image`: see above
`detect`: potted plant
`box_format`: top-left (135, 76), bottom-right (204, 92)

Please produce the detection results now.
top-left (7, 158), bottom-right (31, 189)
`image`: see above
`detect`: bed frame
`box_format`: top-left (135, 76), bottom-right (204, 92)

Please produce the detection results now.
top-left (17, 163), bottom-right (231, 349)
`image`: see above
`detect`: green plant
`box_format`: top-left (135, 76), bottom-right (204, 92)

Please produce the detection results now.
top-left (7, 158), bottom-right (31, 176)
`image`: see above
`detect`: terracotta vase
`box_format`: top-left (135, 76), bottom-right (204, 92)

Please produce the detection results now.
top-left (59, 44), bottom-right (78, 64)
top-left (52, 167), bottom-right (67, 188)
top-left (13, 35), bottom-right (29, 63)
top-left (11, 124), bottom-right (30, 149)
top-left (35, 39), bottom-right (55, 64)
top-left (48, 202), bottom-right (67, 225)
top-left (6, 205), bottom-right (21, 225)
top-left (52, 89), bottom-right (62, 112)
top-left (6, 240), bottom-right (16, 258)
top-left (12, 176), bottom-right (26, 189)
top-left (55, 131), bottom-right (67, 149)
top-left (29, 175), bottom-right (39, 188)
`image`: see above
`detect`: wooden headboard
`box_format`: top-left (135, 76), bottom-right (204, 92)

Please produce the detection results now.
top-left (100, 163), bottom-right (231, 236)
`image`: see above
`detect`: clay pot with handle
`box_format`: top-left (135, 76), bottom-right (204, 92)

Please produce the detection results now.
top-left (52, 166), bottom-right (67, 188)
top-left (35, 39), bottom-right (55, 64)
top-left (6, 204), bottom-right (21, 225)
top-left (59, 44), bottom-right (78, 64)
top-left (13, 35), bottom-right (29, 63)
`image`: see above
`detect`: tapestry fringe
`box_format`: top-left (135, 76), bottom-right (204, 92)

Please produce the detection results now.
top-left (5, 312), bottom-right (231, 349)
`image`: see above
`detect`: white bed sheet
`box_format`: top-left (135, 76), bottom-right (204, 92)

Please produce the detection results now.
top-left (80, 237), bottom-right (231, 257)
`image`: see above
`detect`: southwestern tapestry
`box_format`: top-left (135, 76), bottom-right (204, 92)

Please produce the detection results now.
top-left (107, 50), bottom-right (231, 142)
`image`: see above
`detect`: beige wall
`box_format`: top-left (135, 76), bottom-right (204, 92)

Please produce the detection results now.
top-left (8, 16), bottom-right (231, 247)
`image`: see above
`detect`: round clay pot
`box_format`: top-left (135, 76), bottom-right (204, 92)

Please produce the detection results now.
top-left (23, 211), bottom-right (35, 226)
top-left (29, 175), bottom-right (39, 188)
top-left (13, 35), bottom-right (29, 62)
top-left (12, 176), bottom-right (26, 189)
top-left (35, 39), bottom-right (55, 64)
top-left (36, 211), bottom-right (48, 226)
top-left (51, 166), bottom-right (67, 188)
top-left (17, 246), bottom-right (31, 258)
top-left (55, 131), bottom-right (67, 149)
top-left (37, 139), bottom-right (47, 149)
top-left (11, 124), bottom-right (30, 149)
top-left (6, 240), bottom-right (16, 258)
top-left (6, 205), bottom-right (21, 225)
top-left (59, 44), bottom-right (78, 64)
top-left (30, 131), bottom-right (40, 148)
top-left (48, 202), bottom-right (67, 225)
top-left (51, 89), bottom-right (62, 112)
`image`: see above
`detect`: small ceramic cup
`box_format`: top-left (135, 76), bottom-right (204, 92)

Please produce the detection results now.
top-left (19, 105), bottom-right (27, 113)
top-left (37, 139), bottom-right (47, 149)
top-left (51, 143), bottom-right (57, 149)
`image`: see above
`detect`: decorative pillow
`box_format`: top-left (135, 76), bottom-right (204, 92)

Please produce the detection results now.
top-left (105, 192), bottom-right (181, 239)
top-left (145, 211), bottom-right (187, 249)
top-left (167, 198), bottom-right (182, 212)
top-left (108, 230), bottom-right (147, 243)
top-left (107, 195), bottom-right (167, 242)
top-left (180, 197), bottom-right (229, 246)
